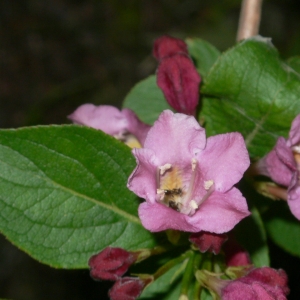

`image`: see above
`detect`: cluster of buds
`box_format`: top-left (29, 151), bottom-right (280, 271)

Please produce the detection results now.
top-left (88, 247), bottom-right (153, 300)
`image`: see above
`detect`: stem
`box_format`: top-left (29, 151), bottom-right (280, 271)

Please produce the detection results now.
top-left (153, 250), bottom-right (192, 280)
top-left (237, 0), bottom-right (263, 41)
top-left (180, 251), bottom-right (195, 299)
top-left (193, 253), bottom-right (203, 300)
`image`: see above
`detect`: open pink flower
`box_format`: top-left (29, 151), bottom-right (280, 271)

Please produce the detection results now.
top-left (256, 114), bottom-right (300, 219)
top-left (221, 267), bottom-right (289, 300)
top-left (127, 110), bottom-right (250, 233)
top-left (68, 104), bottom-right (150, 147)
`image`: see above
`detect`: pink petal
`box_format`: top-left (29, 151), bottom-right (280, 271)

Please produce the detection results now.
top-left (287, 171), bottom-right (300, 220)
top-left (264, 147), bottom-right (293, 187)
top-left (127, 148), bottom-right (158, 203)
top-left (144, 110), bottom-right (206, 165)
top-left (197, 133), bottom-right (250, 192)
top-left (138, 202), bottom-right (199, 232)
top-left (122, 109), bottom-right (151, 146)
top-left (68, 104), bottom-right (127, 136)
top-left (275, 137), bottom-right (296, 171)
top-left (287, 114), bottom-right (300, 147)
top-left (188, 188), bottom-right (250, 234)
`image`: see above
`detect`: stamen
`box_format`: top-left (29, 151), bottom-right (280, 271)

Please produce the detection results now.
top-left (181, 159), bottom-right (198, 206)
top-left (292, 145), bottom-right (300, 154)
top-left (198, 183), bottom-right (215, 206)
top-left (159, 163), bottom-right (172, 175)
top-left (204, 180), bottom-right (214, 190)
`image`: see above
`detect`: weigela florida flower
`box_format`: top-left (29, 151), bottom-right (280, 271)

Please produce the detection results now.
top-left (153, 36), bottom-right (201, 115)
top-left (256, 114), bottom-right (300, 219)
top-left (127, 110), bottom-right (250, 233)
top-left (68, 104), bottom-right (151, 148)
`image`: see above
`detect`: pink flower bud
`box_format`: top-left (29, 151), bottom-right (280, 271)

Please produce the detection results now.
top-left (153, 35), bottom-right (188, 60)
top-left (88, 247), bottom-right (137, 281)
top-left (109, 277), bottom-right (151, 300)
top-left (153, 35), bottom-right (201, 116)
top-left (189, 231), bottom-right (228, 254)
top-left (223, 236), bottom-right (251, 266)
top-left (222, 267), bottom-right (289, 300)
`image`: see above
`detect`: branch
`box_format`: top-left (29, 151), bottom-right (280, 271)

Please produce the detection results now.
top-left (237, 0), bottom-right (263, 41)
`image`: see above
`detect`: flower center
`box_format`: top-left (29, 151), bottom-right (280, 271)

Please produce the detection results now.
top-left (292, 144), bottom-right (300, 167)
top-left (156, 159), bottom-right (214, 215)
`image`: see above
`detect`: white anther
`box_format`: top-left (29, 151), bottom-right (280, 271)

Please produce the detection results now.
top-left (156, 189), bottom-right (164, 195)
top-left (189, 200), bottom-right (198, 210)
top-left (159, 163), bottom-right (172, 175)
top-left (292, 145), bottom-right (300, 154)
top-left (204, 180), bottom-right (214, 190)
top-left (191, 158), bottom-right (197, 171)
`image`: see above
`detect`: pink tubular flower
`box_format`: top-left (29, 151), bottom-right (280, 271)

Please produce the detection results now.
top-left (189, 231), bottom-right (228, 255)
top-left (256, 114), bottom-right (300, 219)
top-left (127, 110), bottom-right (250, 233)
top-left (221, 267), bottom-right (289, 300)
top-left (88, 247), bottom-right (137, 281)
top-left (153, 36), bottom-right (201, 115)
top-left (108, 277), bottom-right (151, 300)
top-left (68, 104), bottom-right (151, 147)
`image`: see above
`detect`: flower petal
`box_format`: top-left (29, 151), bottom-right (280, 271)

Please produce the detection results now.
top-left (287, 171), bottom-right (300, 220)
top-left (138, 202), bottom-right (198, 232)
top-left (68, 104), bottom-right (127, 136)
top-left (188, 188), bottom-right (250, 233)
top-left (127, 148), bottom-right (158, 203)
top-left (197, 133), bottom-right (250, 192)
top-left (287, 114), bottom-right (300, 147)
top-left (122, 108), bottom-right (151, 146)
top-left (144, 110), bottom-right (206, 165)
top-left (264, 145), bottom-right (293, 187)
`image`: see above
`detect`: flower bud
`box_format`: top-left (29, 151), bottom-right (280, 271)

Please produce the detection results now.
top-left (108, 276), bottom-right (152, 300)
top-left (153, 35), bottom-right (188, 60)
top-left (189, 231), bottom-right (228, 255)
top-left (88, 247), bottom-right (137, 281)
top-left (156, 54), bottom-right (201, 115)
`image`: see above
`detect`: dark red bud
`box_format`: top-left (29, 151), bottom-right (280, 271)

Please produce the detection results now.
top-left (223, 236), bottom-right (251, 267)
top-left (189, 231), bottom-right (228, 255)
top-left (109, 277), bottom-right (148, 300)
top-left (153, 35), bottom-right (188, 60)
top-left (156, 54), bottom-right (201, 115)
top-left (88, 247), bottom-right (136, 281)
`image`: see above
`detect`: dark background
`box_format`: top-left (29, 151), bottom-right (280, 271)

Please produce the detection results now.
top-left (1, 0), bottom-right (300, 299)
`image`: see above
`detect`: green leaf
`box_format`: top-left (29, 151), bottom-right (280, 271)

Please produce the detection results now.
top-left (201, 36), bottom-right (300, 157)
top-left (186, 37), bottom-right (221, 78)
top-left (235, 206), bottom-right (269, 267)
top-left (286, 56), bottom-right (300, 74)
top-left (264, 201), bottom-right (300, 257)
top-left (123, 75), bottom-right (172, 125)
top-left (0, 125), bottom-right (157, 268)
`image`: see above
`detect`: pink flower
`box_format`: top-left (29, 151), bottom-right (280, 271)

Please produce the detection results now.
top-left (127, 110), bottom-right (250, 233)
top-left (109, 277), bottom-right (151, 300)
top-left (88, 247), bottom-right (137, 281)
top-left (189, 231), bottom-right (228, 255)
top-left (221, 267), bottom-right (289, 300)
top-left (68, 104), bottom-right (151, 147)
top-left (256, 114), bottom-right (300, 219)
top-left (153, 36), bottom-right (201, 115)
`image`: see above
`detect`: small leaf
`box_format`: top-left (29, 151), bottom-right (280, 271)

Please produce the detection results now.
top-left (235, 205), bottom-right (269, 267)
top-left (264, 201), bottom-right (300, 258)
top-left (123, 75), bottom-right (172, 124)
top-left (186, 37), bottom-right (221, 78)
top-left (0, 125), bottom-right (157, 268)
top-left (201, 36), bottom-right (300, 157)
